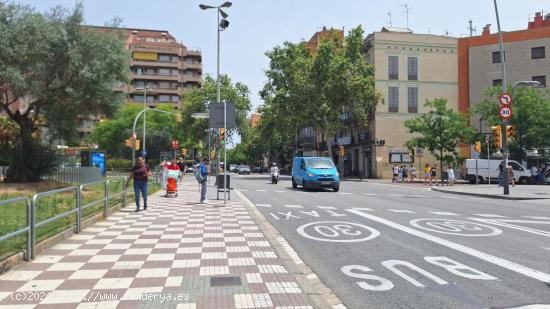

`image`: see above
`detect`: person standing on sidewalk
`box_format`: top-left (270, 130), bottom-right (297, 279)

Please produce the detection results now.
top-left (497, 162), bottom-right (505, 186)
top-left (392, 164), bottom-right (399, 183)
top-left (447, 165), bottom-right (456, 186)
top-left (424, 163), bottom-right (431, 186)
top-left (198, 158), bottom-right (209, 204)
top-left (409, 165), bottom-right (416, 183)
top-left (507, 164), bottom-right (515, 187)
top-left (126, 156), bottom-right (152, 212)
top-left (430, 166), bottom-right (437, 186)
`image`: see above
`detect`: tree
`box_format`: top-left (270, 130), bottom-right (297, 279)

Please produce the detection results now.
top-left (91, 104), bottom-right (183, 162)
top-left (181, 74), bottom-right (252, 154)
top-left (0, 2), bottom-right (129, 182)
top-left (261, 26), bottom-right (379, 158)
top-left (404, 98), bottom-right (476, 182)
top-left (472, 86), bottom-right (550, 161)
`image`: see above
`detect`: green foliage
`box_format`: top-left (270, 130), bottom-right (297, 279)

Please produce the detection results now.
top-left (260, 26), bottom-right (379, 157)
top-left (180, 74), bottom-right (252, 151)
top-left (91, 104), bottom-right (182, 161)
top-left (106, 158), bottom-right (133, 170)
top-left (405, 98), bottom-right (476, 174)
top-left (471, 86), bottom-right (550, 160)
top-left (0, 2), bottom-right (129, 182)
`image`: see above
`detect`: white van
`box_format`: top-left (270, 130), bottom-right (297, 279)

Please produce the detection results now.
top-left (463, 159), bottom-right (531, 184)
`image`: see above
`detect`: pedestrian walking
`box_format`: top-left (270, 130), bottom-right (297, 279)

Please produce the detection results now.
top-left (197, 158), bottom-right (209, 204)
top-left (430, 166), bottom-right (437, 186)
top-left (392, 164), bottom-right (399, 183)
top-left (507, 164), bottom-right (515, 187)
top-left (497, 162), bottom-right (505, 186)
top-left (398, 166), bottom-right (403, 183)
top-left (409, 165), bottom-right (416, 183)
top-left (402, 165), bottom-right (408, 183)
top-left (447, 165), bottom-right (456, 186)
top-left (126, 156), bottom-right (152, 212)
top-left (424, 163), bottom-right (431, 186)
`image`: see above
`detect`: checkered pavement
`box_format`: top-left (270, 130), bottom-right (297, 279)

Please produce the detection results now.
top-left (0, 180), bottom-right (313, 309)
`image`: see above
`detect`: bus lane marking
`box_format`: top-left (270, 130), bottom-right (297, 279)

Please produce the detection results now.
top-left (347, 209), bottom-right (550, 283)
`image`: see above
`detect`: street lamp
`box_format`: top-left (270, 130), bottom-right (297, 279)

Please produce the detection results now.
top-left (136, 86), bottom-right (152, 159)
top-left (199, 2), bottom-right (231, 205)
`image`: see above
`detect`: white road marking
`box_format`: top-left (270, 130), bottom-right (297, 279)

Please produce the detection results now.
top-left (256, 189), bottom-right (267, 192)
top-left (388, 209), bottom-right (416, 213)
top-left (347, 209), bottom-right (550, 283)
top-left (470, 218), bottom-right (550, 238)
top-left (523, 216), bottom-right (550, 220)
top-left (269, 213), bottom-right (280, 220)
top-left (255, 204), bottom-right (272, 208)
top-left (542, 247), bottom-right (550, 251)
top-left (430, 211), bottom-right (458, 216)
top-left (473, 214), bottom-right (506, 218)
top-left (317, 206), bottom-right (337, 210)
top-left (275, 190), bottom-right (287, 193)
top-left (413, 195), bottom-right (431, 198)
top-left (284, 204), bottom-right (304, 209)
top-left (388, 194), bottom-right (404, 197)
top-left (351, 207), bottom-right (374, 211)
top-left (469, 197), bottom-right (487, 200)
top-left (239, 189), bottom-right (249, 192)
top-left (338, 192), bottom-right (352, 195)
top-left (361, 193), bottom-right (377, 196)
top-left (446, 196), bottom-right (459, 199)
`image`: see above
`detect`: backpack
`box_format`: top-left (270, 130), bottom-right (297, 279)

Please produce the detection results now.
top-left (195, 165), bottom-right (205, 182)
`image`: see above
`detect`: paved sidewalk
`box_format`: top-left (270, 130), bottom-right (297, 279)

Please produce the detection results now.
top-left (0, 179), bottom-right (314, 309)
top-left (431, 184), bottom-right (550, 200)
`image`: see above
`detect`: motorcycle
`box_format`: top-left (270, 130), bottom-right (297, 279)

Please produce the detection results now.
top-left (271, 170), bottom-right (279, 184)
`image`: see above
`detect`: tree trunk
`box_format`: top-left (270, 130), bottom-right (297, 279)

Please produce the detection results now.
top-left (7, 118), bottom-right (37, 182)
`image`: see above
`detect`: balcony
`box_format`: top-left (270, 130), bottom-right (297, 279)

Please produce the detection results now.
top-left (130, 45), bottom-right (182, 56)
top-left (128, 86), bottom-right (181, 95)
top-left (183, 75), bottom-right (202, 83)
top-left (185, 49), bottom-right (201, 57)
top-left (184, 62), bottom-right (202, 70)
top-left (130, 73), bottom-right (181, 82)
top-left (131, 60), bottom-right (181, 69)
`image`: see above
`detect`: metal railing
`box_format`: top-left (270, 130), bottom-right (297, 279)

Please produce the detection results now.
top-left (43, 167), bottom-right (102, 184)
top-left (0, 177), bottom-right (129, 261)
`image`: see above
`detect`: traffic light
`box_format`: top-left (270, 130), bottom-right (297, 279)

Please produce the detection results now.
top-left (219, 128), bottom-right (225, 145)
top-left (474, 141), bottom-right (481, 153)
top-left (491, 125), bottom-right (502, 149)
top-left (506, 125), bottom-right (516, 140)
top-left (210, 150), bottom-right (216, 160)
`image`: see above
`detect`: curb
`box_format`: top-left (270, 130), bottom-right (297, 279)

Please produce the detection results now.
top-left (430, 187), bottom-right (550, 200)
top-left (235, 189), bottom-right (346, 309)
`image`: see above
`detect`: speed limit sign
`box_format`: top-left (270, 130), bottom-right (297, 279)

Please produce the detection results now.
top-left (499, 106), bottom-right (512, 119)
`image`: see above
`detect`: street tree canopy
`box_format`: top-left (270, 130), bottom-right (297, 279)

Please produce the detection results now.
top-left (0, 2), bottom-right (129, 182)
top-left (472, 86), bottom-right (550, 160)
top-left (260, 26), bottom-right (379, 158)
top-left (405, 98), bottom-right (476, 180)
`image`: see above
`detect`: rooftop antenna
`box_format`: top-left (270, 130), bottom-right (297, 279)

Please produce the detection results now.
top-left (388, 12), bottom-right (393, 27)
top-left (400, 4), bottom-right (410, 29)
top-left (468, 19), bottom-right (477, 36)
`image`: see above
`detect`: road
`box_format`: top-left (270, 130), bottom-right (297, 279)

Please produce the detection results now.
top-left (231, 174), bottom-right (550, 309)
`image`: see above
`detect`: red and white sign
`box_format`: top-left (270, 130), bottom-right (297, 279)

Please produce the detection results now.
top-left (499, 106), bottom-right (512, 119)
top-left (171, 140), bottom-right (179, 150)
top-left (499, 93), bottom-right (512, 106)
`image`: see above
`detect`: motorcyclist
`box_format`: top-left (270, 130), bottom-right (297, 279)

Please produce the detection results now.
top-left (270, 163), bottom-right (279, 175)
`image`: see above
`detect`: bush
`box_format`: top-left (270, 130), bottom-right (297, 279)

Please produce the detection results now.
top-left (6, 141), bottom-right (61, 183)
top-left (107, 158), bottom-right (133, 170)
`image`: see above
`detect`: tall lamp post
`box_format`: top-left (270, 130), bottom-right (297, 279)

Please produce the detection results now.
top-left (136, 87), bottom-right (152, 159)
top-left (199, 2), bottom-right (232, 205)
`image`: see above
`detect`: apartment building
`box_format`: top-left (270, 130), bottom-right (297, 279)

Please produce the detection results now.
top-left (363, 28), bottom-right (460, 178)
top-left (458, 11), bottom-right (550, 157)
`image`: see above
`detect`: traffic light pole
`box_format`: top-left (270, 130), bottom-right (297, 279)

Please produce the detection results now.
top-left (493, 0), bottom-right (509, 195)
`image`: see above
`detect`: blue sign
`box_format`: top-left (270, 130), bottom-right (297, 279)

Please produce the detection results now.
top-left (91, 152), bottom-right (106, 174)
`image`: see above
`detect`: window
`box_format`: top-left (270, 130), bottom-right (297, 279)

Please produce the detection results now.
top-left (170, 95), bottom-right (180, 102)
top-left (158, 82), bottom-right (170, 89)
top-left (135, 68), bottom-right (143, 75)
top-left (159, 54), bottom-right (174, 62)
top-left (133, 80), bottom-right (145, 88)
top-left (531, 47), bottom-right (545, 59)
top-left (159, 68), bottom-right (171, 76)
top-left (492, 51), bottom-right (505, 63)
top-left (532, 75), bottom-right (546, 87)
top-left (407, 57), bottom-right (418, 80)
top-left (159, 95), bottom-right (170, 102)
top-left (492, 79), bottom-right (502, 87)
top-left (388, 87), bottom-right (399, 113)
top-left (388, 56), bottom-right (399, 80)
top-left (407, 87), bottom-right (418, 113)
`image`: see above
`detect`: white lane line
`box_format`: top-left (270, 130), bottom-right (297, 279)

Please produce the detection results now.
top-left (542, 247), bottom-right (550, 251)
top-left (338, 192), bottom-right (352, 195)
top-left (361, 193), bottom-right (377, 196)
top-left (430, 211), bottom-right (459, 216)
top-left (388, 209), bottom-right (416, 213)
top-left (255, 204), bottom-right (272, 208)
top-left (388, 194), bottom-right (404, 197)
top-left (269, 213), bottom-right (280, 220)
top-left (284, 204), bottom-right (304, 209)
top-left (256, 189), bottom-right (267, 192)
top-left (446, 196), bottom-right (459, 199)
top-left (316, 206), bottom-right (337, 210)
top-left (473, 214), bottom-right (507, 218)
top-left (470, 197), bottom-right (487, 200)
top-left (239, 189), bottom-right (249, 192)
top-left (275, 190), bottom-right (287, 193)
top-left (413, 195), bottom-right (431, 198)
top-left (470, 218), bottom-right (550, 238)
top-left (523, 216), bottom-right (550, 220)
top-left (350, 207), bottom-right (374, 211)
top-left (347, 209), bottom-right (550, 283)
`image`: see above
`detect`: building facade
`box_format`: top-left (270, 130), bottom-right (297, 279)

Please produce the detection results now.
top-left (458, 12), bottom-right (550, 159)
top-left (363, 28), bottom-right (460, 178)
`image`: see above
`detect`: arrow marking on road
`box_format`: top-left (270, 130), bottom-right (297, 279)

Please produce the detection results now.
top-left (347, 209), bottom-right (550, 283)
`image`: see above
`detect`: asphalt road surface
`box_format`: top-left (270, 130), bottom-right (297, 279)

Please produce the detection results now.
top-left (231, 174), bottom-right (550, 309)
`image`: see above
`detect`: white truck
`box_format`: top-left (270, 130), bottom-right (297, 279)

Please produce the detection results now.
top-left (463, 159), bottom-right (531, 184)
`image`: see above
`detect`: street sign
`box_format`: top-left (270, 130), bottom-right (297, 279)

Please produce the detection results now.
top-left (499, 106), bottom-right (512, 120)
top-left (415, 148), bottom-right (423, 157)
top-left (499, 93), bottom-right (512, 106)
top-left (171, 140), bottom-right (179, 150)
top-left (473, 152), bottom-right (480, 159)
top-left (208, 103), bottom-right (236, 129)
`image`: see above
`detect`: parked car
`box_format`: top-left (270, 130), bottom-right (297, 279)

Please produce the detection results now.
top-left (229, 164), bottom-right (237, 172)
top-left (463, 159), bottom-right (531, 184)
top-left (238, 165), bottom-right (251, 174)
top-left (291, 157), bottom-right (340, 191)
top-left (253, 167), bottom-right (262, 173)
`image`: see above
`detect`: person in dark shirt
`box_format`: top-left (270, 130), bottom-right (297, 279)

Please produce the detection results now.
top-left (177, 158), bottom-right (186, 173)
top-left (126, 156), bottom-right (152, 212)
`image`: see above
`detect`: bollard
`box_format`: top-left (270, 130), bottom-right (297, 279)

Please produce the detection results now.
top-left (76, 185), bottom-right (82, 233)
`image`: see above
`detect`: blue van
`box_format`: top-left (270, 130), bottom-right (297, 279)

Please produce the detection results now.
top-left (292, 157), bottom-right (340, 191)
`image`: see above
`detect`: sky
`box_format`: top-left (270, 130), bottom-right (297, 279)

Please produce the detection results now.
top-left (16, 0), bottom-right (550, 111)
